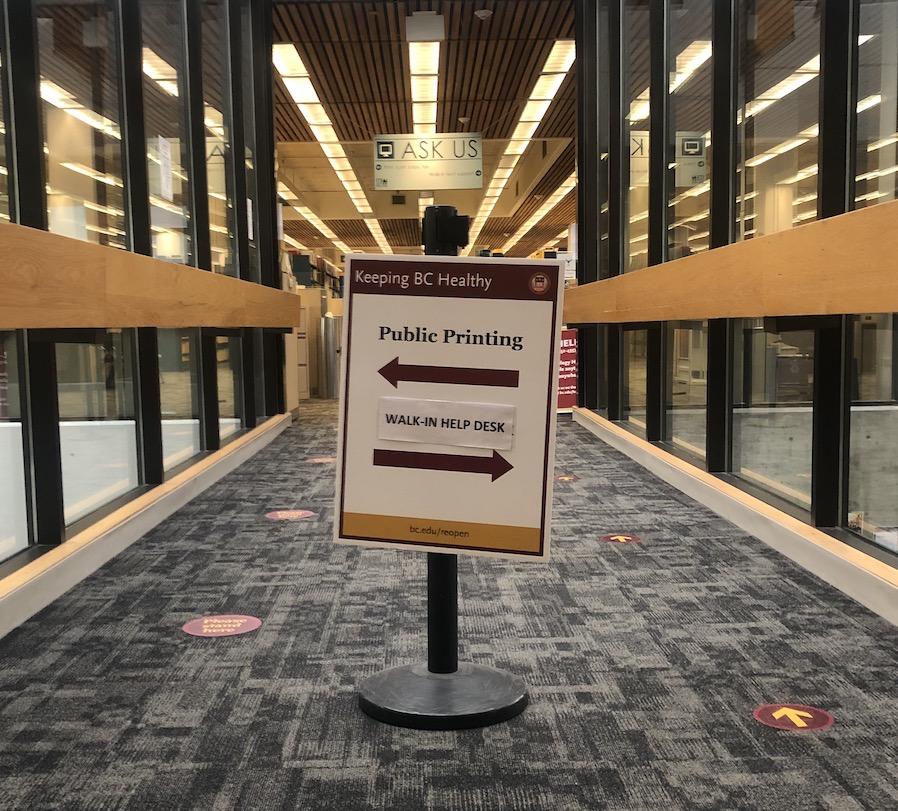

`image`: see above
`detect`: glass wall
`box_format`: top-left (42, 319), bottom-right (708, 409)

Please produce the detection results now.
top-left (216, 336), bottom-right (243, 440)
top-left (668, 0), bottom-right (712, 258)
top-left (666, 321), bottom-right (708, 458)
top-left (624, 3), bottom-right (651, 272)
top-left (0, 333), bottom-right (28, 560)
top-left (736, 1), bottom-right (820, 240)
top-left (142, 0), bottom-right (192, 264)
top-left (0, 8), bottom-right (9, 224)
top-left (732, 320), bottom-right (814, 509)
top-left (203, 0), bottom-right (237, 276)
top-left (849, 314), bottom-right (898, 552)
top-left (621, 329), bottom-right (648, 437)
top-left (37, 1), bottom-right (126, 248)
top-left (159, 328), bottom-right (202, 470)
top-left (856, 0), bottom-right (898, 210)
top-left (57, 331), bottom-right (140, 525)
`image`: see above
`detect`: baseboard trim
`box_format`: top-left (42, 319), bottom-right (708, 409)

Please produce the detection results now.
top-left (573, 408), bottom-right (898, 627)
top-left (0, 414), bottom-right (293, 640)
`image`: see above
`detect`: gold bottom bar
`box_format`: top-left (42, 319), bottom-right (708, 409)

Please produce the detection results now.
top-left (341, 512), bottom-right (543, 555)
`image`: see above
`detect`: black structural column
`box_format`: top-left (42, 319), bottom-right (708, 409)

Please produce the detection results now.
top-left (181, 0), bottom-right (218, 451)
top-left (3, 0), bottom-right (46, 228)
top-left (6, 4), bottom-right (56, 545)
top-left (574, 0), bottom-right (600, 409)
top-left (605, 0), bottom-right (625, 421)
top-left (26, 340), bottom-right (65, 545)
top-left (706, 0), bottom-right (738, 472)
top-left (811, 0), bottom-right (859, 527)
top-left (645, 0), bottom-right (670, 441)
top-left (117, 0), bottom-right (164, 485)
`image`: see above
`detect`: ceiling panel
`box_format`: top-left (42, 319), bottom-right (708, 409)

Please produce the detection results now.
top-left (273, 0), bottom-right (577, 258)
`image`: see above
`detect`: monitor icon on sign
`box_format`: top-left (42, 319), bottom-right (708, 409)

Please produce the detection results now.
top-left (377, 141), bottom-right (395, 159)
top-left (682, 139), bottom-right (703, 156)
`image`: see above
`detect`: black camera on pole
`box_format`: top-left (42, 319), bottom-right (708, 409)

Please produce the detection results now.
top-left (421, 205), bottom-right (470, 257)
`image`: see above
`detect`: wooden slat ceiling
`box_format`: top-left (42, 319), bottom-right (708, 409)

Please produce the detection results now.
top-left (272, 0), bottom-right (577, 257)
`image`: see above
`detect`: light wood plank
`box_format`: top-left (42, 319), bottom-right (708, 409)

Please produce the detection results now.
top-left (564, 200), bottom-right (898, 324)
top-left (0, 223), bottom-right (301, 329)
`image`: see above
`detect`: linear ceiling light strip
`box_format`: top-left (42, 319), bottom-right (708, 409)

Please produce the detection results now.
top-left (464, 39), bottom-right (575, 255)
top-left (499, 172), bottom-right (577, 254)
top-left (273, 43), bottom-right (392, 254)
top-left (277, 181), bottom-right (349, 254)
top-left (409, 41), bottom-right (439, 136)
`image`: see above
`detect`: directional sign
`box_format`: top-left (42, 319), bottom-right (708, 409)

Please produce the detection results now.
top-left (265, 509), bottom-right (315, 520)
top-left (598, 533), bottom-right (641, 544)
top-left (336, 254), bottom-right (564, 558)
top-left (753, 704), bottom-right (834, 731)
top-left (374, 132), bottom-right (482, 190)
top-left (182, 615), bottom-right (261, 637)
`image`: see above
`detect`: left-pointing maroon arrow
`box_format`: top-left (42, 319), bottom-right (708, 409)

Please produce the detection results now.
top-left (378, 357), bottom-right (520, 389)
top-left (373, 448), bottom-right (513, 481)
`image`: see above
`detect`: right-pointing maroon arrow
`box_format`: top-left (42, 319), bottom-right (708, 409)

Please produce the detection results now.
top-left (378, 357), bottom-right (520, 389)
top-left (373, 448), bottom-right (513, 481)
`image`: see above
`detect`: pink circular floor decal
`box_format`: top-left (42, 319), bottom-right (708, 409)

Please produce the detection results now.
top-left (307, 457), bottom-right (336, 463)
top-left (265, 509), bottom-right (316, 520)
top-left (555, 475), bottom-right (580, 482)
top-left (182, 615), bottom-right (261, 637)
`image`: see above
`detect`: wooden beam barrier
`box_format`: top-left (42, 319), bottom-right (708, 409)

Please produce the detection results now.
top-left (564, 200), bottom-right (898, 324)
top-left (0, 223), bottom-right (301, 329)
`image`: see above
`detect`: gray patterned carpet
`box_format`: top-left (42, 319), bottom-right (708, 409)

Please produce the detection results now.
top-left (1, 401), bottom-right (898, 810)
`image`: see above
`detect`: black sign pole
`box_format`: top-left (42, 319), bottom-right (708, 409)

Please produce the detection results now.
top-left (357, 206), bottom-right (528, 729)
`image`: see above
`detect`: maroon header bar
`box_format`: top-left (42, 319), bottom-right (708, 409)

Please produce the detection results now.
top-left (347, 257), bottom-right (560, 302)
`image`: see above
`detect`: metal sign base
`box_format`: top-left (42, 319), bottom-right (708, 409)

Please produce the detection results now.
top-left (359, 662), bottom-right (528, 730)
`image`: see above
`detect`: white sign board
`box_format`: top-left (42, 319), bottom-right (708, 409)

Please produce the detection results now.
top-left (336, 254), bottom-right (564, 559)
top-left (374, 132), bottom-right (483, 191)
top-left (675, 132), bottom-right (708, 187)
top-left (158, 136), bottom-right (173, 202)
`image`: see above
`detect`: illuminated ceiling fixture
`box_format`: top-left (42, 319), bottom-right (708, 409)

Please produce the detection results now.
top-left (60, 161), bottom-right (123, 187)
top-left (41, 80), bottom-right (121, 139)
top-left (283, 234), bottom-right (308, 251)
top-left (293, 202), bottom-right (351, 255)
top-left (272, 42), bottom-right (391, 254)
top-left (418, 192), bottom-right (434, 224)
top-left (407, 12), bottom-right (444, 136)
top-left (628, 40), bottom-right (711, 123)
top-left (465, 39), bottom-right (575, 255)
top-left (142, 48), bottom-right (179, 96)
top-left (499, 172), bottom-right (577, 254)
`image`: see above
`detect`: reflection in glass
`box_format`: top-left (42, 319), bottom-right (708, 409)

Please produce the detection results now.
top-left (732, 320), bottom-right (814, 508)
top-left (668, 0), bottom-right (713, 258)
top-left (203, 0), bottom-right (237, 276)
top-left (666, 321), bottom-right (708, 458)
top-left (856, 1), bottom-right (898, 210)
top-left (142, 1), bottom-right (192, 264)
top-left (37, 1), bottom-right (126, 248)
top-left (0, 332), bottom-right (28, 561)
top-left (848, 314), bottom-right (898, 553)
top-left (624, 4), bottom-right (650, 272)
top-left (57, 331), bottom-right (140, 524)
top-left (736, 2), bottom-right (820, 240)
top-left (622, 329), bottom-right (648, 437)
top-left (159, 329), bottom-right (201, 470)
top-left (216, 336), bottom-right (243, 439)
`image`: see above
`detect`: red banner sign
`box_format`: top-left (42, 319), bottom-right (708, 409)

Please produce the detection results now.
top-left (557, 329), bottom-right (577, 410)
